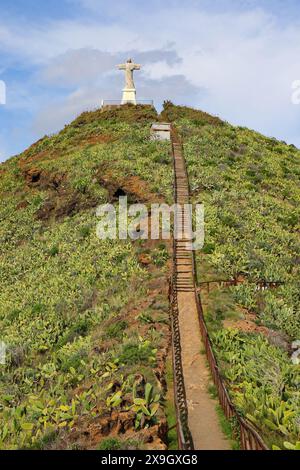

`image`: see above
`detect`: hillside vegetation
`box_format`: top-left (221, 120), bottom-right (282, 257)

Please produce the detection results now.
top-left (164, 102), bottom-right (300, 449)
top-left (1, 101), bottom-right (299, 451)
top-left (0, 105), bottom-right (174, 449)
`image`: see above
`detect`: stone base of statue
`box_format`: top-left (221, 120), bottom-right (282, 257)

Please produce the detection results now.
top-left (121, 88), bottom-right (137, 104)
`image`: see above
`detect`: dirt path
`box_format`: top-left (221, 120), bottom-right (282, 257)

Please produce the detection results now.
top-left (172, 137), bottom-right (230, 450)
top-left (177, 292), bottom-right (230, 449)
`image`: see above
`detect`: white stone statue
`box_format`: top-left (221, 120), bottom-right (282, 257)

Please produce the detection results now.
top-left (117, 58), bottom-right (141, 104)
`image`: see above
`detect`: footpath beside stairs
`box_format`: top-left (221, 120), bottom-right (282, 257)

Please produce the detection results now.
top-left (171, 138), bottom-right (230, 450)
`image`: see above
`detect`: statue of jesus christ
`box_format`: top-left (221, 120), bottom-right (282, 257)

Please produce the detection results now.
top-left (117, 58), bottom-right (141, 89)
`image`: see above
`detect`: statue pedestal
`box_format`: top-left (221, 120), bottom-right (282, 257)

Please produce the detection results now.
top-left (122, 88), bottom-right (137, 104)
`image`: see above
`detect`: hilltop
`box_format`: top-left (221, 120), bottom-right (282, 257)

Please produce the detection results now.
top-left (0, 102), bottom-right (299, 450)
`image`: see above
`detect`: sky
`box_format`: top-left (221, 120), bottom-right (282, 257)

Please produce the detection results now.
top-left (1, 0), bottom-right (300, 161)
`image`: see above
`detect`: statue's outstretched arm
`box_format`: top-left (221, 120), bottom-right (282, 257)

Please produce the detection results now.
top-left (117, 64), bottom-right (126, 69)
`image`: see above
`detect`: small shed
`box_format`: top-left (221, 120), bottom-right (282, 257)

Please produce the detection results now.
top-left (150, 123), bottom-right (171, 141)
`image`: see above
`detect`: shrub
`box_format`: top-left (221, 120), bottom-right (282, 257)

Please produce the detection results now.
top-left (98, 438), bottom-right (122, 450)
top-left (202, 243), bottom-right (215, 254)
top-left (49, 245), bottom-right (59, 256)
top-left (79, 225), bottom-right (91, 238)
top-left (106, 320), bottom-right (128, 339)
top-left (119, 340), bottom-right (156, 365)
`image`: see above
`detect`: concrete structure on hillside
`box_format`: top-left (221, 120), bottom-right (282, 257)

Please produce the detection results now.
top-left (117, 58), bottom-right (141, 105)
top-left (150, 123), bottom-right (171, 141)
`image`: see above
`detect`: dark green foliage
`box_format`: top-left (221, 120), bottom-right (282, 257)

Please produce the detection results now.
top-left (106, 320), bottom-right (128, 339)
top-left (119, 341), bottom-right (156, 365)
top-left (58, 349), bottom-right (87, 373)
top-left (49, 245), bottom-right (59, 256)
top-left (79, 225), bottom-right (91, 239)
top-left (98, 438), bottom-right (122, 450)
top-left (202, 243), bottom-right (215, 254)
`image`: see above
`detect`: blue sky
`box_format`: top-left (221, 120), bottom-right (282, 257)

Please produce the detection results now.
top-left (1, 0), bottom-right (300, 161)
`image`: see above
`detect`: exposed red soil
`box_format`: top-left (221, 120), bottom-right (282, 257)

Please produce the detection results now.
top-left (20, 133), bottom-right (115, 167)
top-left (223, 314), bottom-right (269, 335)
top-left (55, 411), bottom-right (167, 450)
top-left (200, 282), bottom-right (292, 353)
top-left (17, 158), bottom-right (163, 222)
top-left (96, 170), bottom-right (163, 204)
top-left (20, 165), bottom-right (67, 190)
top-left (20, 149), bottom-right (50, 166)
top-left (16, 200), bottom-right (29, 210)
top-left (16, 163), bottom-right (99, 221)
top-left (138, 253), bottom-right (152, 265)
top-left (36, 190), bottom-right (99, 221)
top-left (35, 171), bottom-right (160, 222)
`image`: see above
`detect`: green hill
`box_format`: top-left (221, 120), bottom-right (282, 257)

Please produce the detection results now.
top-left (0, 102), bottom-right (299, 450)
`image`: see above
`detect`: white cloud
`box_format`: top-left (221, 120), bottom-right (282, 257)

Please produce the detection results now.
top-left (32, 86), bottom-right (102, 135)
top-left (0, 20), bottom-right (137, 63)
top-left (39, 47), bottom-right (181, 86)
top-left (40, 49), bottom-right (116, 85)
top-left (1, 2), bottom-right (300, 151)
